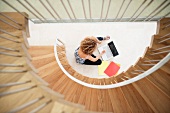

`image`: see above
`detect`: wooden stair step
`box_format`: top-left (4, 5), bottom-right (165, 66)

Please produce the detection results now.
top-left (0, 57), bottom-right (36, 72)
top-left (125, 65), bottom-right (169, 112)
top-left (157, 18), bottom-right (170, 36)
top-left (52, 74), bottom-right (70, 92)
top-left (0, 72), bottom-right (29, 84)
top-left (0, 35), bottom-right (25, 46)
top-left (54, 77), bottom-right (73, 94)
top-left (31, 55), bottom-right (56, 69)
top-left (104, 78), bottom-right (112, 85)
top-left (65, 82), bottom-right (81, 102)
top-left (18, 97), bottom-right (51, 113)
top-left (132, 77), bottom-right (170, 113)
top-left (0, 35), bottom-right (21, 43)
top-left (124, 66), bottom-right (136, 78)
top-left (159, 26), bottom-right (170, 36)
top-left (50, 101), bottom-right (82, 113)
top-left (81, 111), bottom-right (113, 113)
top-left (0, 12), bottom-right (26, 29)
top-left (150, 35), bottom-right (170, 50)
top-left (135, 57), bottom-right (170, 77)
top-left (0, 43), bottom-right (25, 52)
top-left (108, 88), bottom-right (132, 113)
top-left (148, 48), bottom-right (167, 59)
top-left (0, 45), bottom-right (31, 60)
top-left (58, 99), bottom-right (85, 111)
top-left (71, 85), bottom-right (84, 103)
top-left (145, 48), bottom-right (165, 60)
top-left (28, 71), bottom-right (49, 86)
top-left (0, 73), bottom-right (32, 92)
top-left (159, 62), bottom-right (170, 74)
top-left (102, 89), bottom-right (113, 112)
top-left (0, 81), bottom-right (35, 93)
top-left (84, 87), bottom-right (92, 111)
top-left (37, 61), bottom-right (57, 71)
top-left (114, 72), bottom-right (127, 82)
top-left (159, 18), bottom-right (170, 28)
top-left (121, 84), bottom-right (154, 113)
top-left (36, 101), bottom-right (54, 113)
top-left (0, 30), bottom-right (22, 36)
top-left (38, 63), bottom-right (62, 78)
top-left (133, 64), bottom-right (170, 97)
top-left (0, 19), bottom-right (21, 32)
top-left (67, 66), bottom-right (77, 75)
top-left (0, 87), bottom-right (42, 113)
top-left (19, 86), bottom-right (65, 113)
top-left (77, 86), bottom-right (88, 105)
top-left (43, 70), bottom-right (64, 88)
top-left (0, 40), bottom-right (27, 51)
top-left (38, 86), bottom-right (64, 100)
top-left (136, 61), bottom-right (151, 71)
top-left (0, 51), bottom-right (22, 59)
top-left (32, 53), bottom-right (55, 60)
top-left (0, 58), bottom-right (28, 70)
top-left (42, 67), bottom-right (63, 82)
top-left (0, 31), bottom-right (22, 40)
top-left (28, 46), bottom-right (54, 57)
top-left (0, 12), bottom-right (29, 36)
top-left (89, 89), bottom-right (98, 111)
top-left (0, 48), bottom-right (20, 55)
top-left (61, 78), bottom-right (77, 95)
top-left (147, 69), bottom-right (170, 97)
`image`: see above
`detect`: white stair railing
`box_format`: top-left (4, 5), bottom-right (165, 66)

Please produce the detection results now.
top-left (1, 0), bottom-right (169, 23)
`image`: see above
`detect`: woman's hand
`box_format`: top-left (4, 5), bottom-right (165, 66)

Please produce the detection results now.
top-left (98, 41), bottom-right (102, 44)
top-left (87, 50), bottom-right (106, 62)
top-left (101, 50), bottom-right (106, 55)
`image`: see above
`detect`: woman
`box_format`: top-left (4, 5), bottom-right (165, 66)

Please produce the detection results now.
top-left (74, 36), bottom-right (110, 65)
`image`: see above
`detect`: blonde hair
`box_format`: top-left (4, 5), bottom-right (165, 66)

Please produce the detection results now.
top-left (80, 37), bottom-right (97, 55)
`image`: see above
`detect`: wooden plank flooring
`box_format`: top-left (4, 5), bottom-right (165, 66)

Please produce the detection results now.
top-left (29, 46), bottom-right (169, 112)
top-left (121, 84), bottom-right (154, 113)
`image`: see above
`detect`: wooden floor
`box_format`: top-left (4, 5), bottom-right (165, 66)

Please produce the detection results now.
top-left (0, 12), bottom-right (29, 37)
top-left (29, 46), bottom-right (170, 113)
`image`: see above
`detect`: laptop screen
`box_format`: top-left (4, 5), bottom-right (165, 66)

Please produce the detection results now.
top-left (108, 41), bottom-right (119, 57)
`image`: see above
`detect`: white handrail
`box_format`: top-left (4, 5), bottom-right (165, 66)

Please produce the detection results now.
top-left (54, 38), bottom-right (170, 89)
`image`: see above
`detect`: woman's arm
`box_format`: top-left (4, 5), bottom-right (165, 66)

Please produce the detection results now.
top-left (91, 37), bottom-right (102, 44)
top-left (87, 50), bottom-right (105, 62)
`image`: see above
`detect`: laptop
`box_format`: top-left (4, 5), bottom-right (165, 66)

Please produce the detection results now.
top-left (98, 41), bottom-right (119, 60)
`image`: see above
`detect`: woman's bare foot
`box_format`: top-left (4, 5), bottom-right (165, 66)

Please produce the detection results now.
top-left (104, 36), bottom-right (110, 40)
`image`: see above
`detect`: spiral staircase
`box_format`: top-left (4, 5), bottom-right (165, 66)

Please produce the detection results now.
top-left (0, 10), bottom-right (170, 113)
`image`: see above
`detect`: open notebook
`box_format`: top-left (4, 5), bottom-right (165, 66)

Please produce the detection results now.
top-left (98, 41), bottom-right (119, 60)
